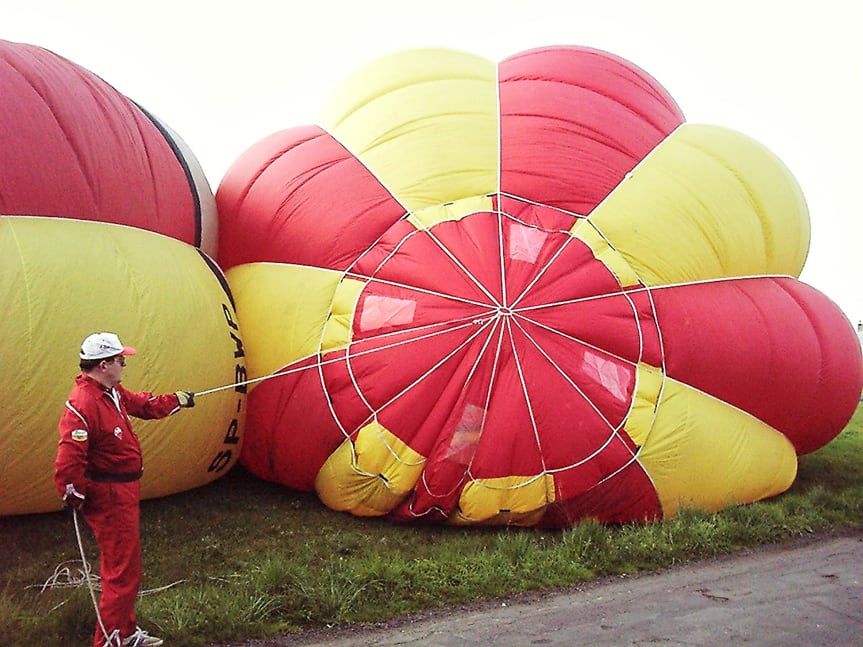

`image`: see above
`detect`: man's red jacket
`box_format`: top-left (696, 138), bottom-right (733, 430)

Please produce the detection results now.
top-left (54, 373), bottom-right (181, 499)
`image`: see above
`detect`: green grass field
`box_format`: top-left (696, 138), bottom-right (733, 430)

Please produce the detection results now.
top-left (2, 403), bottom-right (861, 647)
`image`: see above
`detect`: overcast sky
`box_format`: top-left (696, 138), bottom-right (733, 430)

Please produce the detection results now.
top-left (6, 0), bottom-right (861, 326)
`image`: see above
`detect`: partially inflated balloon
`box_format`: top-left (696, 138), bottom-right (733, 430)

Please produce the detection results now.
top-left (218, 46), bottom-right (863, 527)
top-left (0, 41), bottom-right (244, 516)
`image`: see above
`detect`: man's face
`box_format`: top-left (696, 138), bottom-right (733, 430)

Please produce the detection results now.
top-left (100, 354), bottom-right (126, 386)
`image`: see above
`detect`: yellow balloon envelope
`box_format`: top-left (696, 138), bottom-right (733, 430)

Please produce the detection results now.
top-left (0, 217), bottom-right (246, 516)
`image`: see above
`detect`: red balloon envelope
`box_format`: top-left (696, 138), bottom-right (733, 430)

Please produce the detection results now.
top-left (218, 46), bottom-right (863, 527)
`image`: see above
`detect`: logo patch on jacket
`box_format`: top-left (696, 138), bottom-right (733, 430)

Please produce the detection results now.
top-left (71, 429), bottom-right (88, 442)
top-left (114, 427), bottom-right (123, 439)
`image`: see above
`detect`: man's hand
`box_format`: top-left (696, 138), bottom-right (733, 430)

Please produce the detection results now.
top-left (175, 391), bottom-right (195, 408)
top-left (62, 483), bottom-right (85, 510)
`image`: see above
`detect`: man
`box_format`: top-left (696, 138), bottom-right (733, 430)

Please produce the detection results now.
top-left (54, 332), bottom-right (195, 647)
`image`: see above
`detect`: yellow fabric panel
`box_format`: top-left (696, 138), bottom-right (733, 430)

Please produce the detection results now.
top-left (320, 48), bottom-right (499, 211)
top-left (637, 378), bottom-right (797, 517)
top-left (623, 363), bottom-right (665, 447)
top-left (407, 194), bottom-right (495, 230)
top-left (451, 474), bottom-right (556, 526)
top-left (226, 263), bottom-right (358, 384)
top-left (571, 220), bottom-right (641, 288)
top-left (315, 420), bottom-right (426, 516)
top-left (1, 217), bottom-right (245, 514)
top-left (321, 276), bottom-right (366, 352)
top-left (589, 123), bottom-right (810, 286)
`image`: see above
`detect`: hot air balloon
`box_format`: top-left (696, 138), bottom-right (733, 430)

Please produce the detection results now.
top-left (217, 46), bottom-right (863, 527)
top-left (0, 40), bottom-right (244, 516)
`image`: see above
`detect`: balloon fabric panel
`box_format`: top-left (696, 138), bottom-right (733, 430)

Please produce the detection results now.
top-left (0, 41), bottom-right (204, 250)
top-left (653, 277), bottom-right (863, 455)
top-left (0, 217), bottom-right (243, 515)
top-left (542, 462), bottom-right (663, 526)
top-left (216, 126), bottom-right (405, 271)
top-left (321, 48), bottom-right (499, 211)
top-left (238, 355), bottom-right (344, 490)
top-left (637, 378), bottom-right (798, 517)
top-left (225, 263), bottom-right (354, 378)
top-left (589, 124), bottom-right (809, 286)
top-left (499, 46), bottom-right (685, 215)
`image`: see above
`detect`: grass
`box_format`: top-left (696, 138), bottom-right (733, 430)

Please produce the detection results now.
top-left (2, 403), bottom-right (861, 646)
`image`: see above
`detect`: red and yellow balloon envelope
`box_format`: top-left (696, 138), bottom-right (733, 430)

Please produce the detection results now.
top-left (0, 40), bottom-right (244, 516)
top-left (220, 46), bottom-right (863, 528)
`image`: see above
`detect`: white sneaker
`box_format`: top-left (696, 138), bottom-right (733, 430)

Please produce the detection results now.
top-left (121, 627), bottom-right (164, 647)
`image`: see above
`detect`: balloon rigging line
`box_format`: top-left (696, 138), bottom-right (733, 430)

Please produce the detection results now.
top-left (496, 203), bottom-right (510, 308)
top-left (368, 301), bottom-right (632, 496)
top-left (498, 190), bottom-right (589, 221)
top-left (306, 203), bottom-right (609, 434)
top-left (346, 207), bottom-right (501, 309)
top-left (199, 256), bottom-right (668, 405)
top-left (467, 312), bottom-right (634, 481)
top-left (343, 195), bottom-right (607, 316)
top-left (343, 270), bottom-right (494, 310)
top-left (513, 283), bottom-right (650, 372)
top-left (420, 222), bottom-right (502, 306)
top-left (643, 279), bottom-right (669, 377)
top-left (513, 271), bottom-right (800, 315)
top-left (354, 219), bottom-right (424, 276)
top-left (423, 306), bottom-right (631, 493)
top-left (472, 308), bottom-right (507, 459)
top-left (353, 313), bottom-right (510, 478)
top-left (194, 314), bottom-right (493, 397)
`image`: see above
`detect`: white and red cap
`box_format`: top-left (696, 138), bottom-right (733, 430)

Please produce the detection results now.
top-left (79, 332), bottom-right (137, 360)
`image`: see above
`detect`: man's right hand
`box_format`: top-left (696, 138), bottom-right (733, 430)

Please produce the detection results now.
top-left (62, 483), bottom-right (85, 510)
top-left (175, 391), bottom-right (195, 408)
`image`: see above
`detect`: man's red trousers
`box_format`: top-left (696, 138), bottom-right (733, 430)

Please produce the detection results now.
top-left (83, 480), bottom-right (142, 647)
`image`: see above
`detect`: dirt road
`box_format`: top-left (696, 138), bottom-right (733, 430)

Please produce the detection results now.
top-left (221, 529), bottom-right (863, 647)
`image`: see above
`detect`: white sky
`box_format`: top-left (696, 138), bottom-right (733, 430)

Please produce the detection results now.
top-left (6, 0), bottom-right (862, 326)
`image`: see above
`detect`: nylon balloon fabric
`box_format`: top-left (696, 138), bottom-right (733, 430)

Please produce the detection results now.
top-left (0, 40), bottom-right (243, 516)
top-left (217, 46), bottom-right (863, 527)
top-left (0, 39), bottom-right (218, 256)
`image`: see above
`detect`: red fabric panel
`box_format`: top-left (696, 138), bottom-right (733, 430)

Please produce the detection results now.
top-left (341, 203), bottom-right (659, 523)
top-left (352, 215), bottom-right (505, 305)
top-left (653, 277), bottom-right (863, 455)
top-left (499, 45), bottom-right (685, 215)
top-left (541, 462), bottom-right (662, 527)
top-left (0, 41), bottom-right (198, 244)
top-left (239, 356), bottom-right (348, 491)
top-left (216, 125), bottom-right (406, 271)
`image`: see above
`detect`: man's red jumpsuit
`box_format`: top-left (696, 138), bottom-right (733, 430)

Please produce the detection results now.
top-left (54, 373), bottom-right (181, 647)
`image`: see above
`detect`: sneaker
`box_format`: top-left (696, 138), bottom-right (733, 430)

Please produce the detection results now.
top-left (121, 627), bottom-right (164, 647)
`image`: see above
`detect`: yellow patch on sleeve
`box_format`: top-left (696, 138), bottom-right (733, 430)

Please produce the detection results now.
top-left (71, 429), bottom-right (88, 442)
